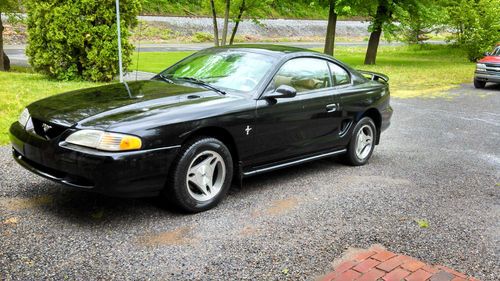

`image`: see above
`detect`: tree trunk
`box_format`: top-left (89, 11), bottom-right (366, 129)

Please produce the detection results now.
top-left (364, 28), bottom-right (382, 65)
top-left (3, 52), bottom-right (10, 71)
top-left (210, 0), bottom-right (220, 47)
top-left (324, 0), bottom-right (337, 56)
top-left (364, 2), bottom-right (389, 65)
top-left (221, 0), bottom-right (231, 46)
top-left (229, 0), bottom-right (245, 45)
top-left (0, 12), bottom-right (6, 71)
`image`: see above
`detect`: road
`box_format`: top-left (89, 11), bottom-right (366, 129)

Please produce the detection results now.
top-left (1, 84), bottom-right (499, 280)
top-left (3, 42), bottom-right (373, 67)
top-left (5, 41), bottom-right (447, 68)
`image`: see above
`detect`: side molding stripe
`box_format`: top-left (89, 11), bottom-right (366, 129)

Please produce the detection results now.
top-left (243, 149), bottom-right (347, 177)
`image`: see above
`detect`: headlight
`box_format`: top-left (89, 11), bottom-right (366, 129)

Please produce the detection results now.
top-left (476, 63), bottom-right (486, 71)
top-left (18, 108), bottom-right (30, 128)
top-left (65, 130), bottom-right (142, 151)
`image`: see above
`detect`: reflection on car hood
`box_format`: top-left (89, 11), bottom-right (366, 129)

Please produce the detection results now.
top-left (27, 80), bottom-right (223, 128)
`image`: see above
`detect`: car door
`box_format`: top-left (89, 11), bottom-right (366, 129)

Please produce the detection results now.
top-left (327, 61), bottom-right (356, 142)
top-left (328, 61), bottom-right (380, 147)
top-left (250, 57), bottom-right (344, 167)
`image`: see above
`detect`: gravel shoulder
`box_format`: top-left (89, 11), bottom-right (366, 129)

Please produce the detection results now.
top-left (1, 84), bottom-right (499, 280)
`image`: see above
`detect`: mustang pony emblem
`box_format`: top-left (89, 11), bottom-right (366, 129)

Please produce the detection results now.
top-left (245, 125), bottom-right (252, 135)
top-left (42, 123), bottom-right (52, 133)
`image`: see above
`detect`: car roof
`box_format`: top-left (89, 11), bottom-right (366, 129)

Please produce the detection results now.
top-left (208, 44), bottom-right (320, 57)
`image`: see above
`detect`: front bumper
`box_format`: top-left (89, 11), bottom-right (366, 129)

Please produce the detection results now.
top-left (10, 122), bottom-right (180, 198)
top-left (475, 71), bottom-right (500, 83)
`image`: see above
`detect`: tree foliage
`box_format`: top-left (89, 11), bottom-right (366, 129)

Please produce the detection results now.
top-left (444, 0), bottom-right (500, 61)
top-left (142, 0), bottom-right (331, 19)
top-left (360, 0), bottom-right (436, 64)
top-left (379, 0), bottom-right (499, 61)
top-left (26, 0), bottom-right (141, 82)
top-left (391, 1), bottom-right (446, 44)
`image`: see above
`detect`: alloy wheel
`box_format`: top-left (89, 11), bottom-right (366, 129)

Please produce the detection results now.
top-left (186, 150), bottom-right (226, 202)
top-left (355, 124), bottom-right (374, 160)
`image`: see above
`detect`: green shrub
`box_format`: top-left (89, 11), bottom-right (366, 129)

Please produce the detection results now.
top-left (141, 0), bottom-right (329, 19)
top-left (26, 0), bottom-right (141, 82)
top-left (192, 32), bottom-right (214, 43)
top-left (142, 0), bottom-right (205, 16)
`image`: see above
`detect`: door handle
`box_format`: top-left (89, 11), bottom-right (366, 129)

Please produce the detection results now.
top-left (326, 103), bottom-right (339, 113)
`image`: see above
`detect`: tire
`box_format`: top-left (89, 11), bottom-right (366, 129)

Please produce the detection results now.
top-left (164, 137), bottom-right (233, 213)
top-left (474, 79), bottom-right (486, 89)
top-left (344, 117), bottom-right (377, 166)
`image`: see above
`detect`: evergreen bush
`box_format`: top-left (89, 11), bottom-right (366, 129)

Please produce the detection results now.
top-left (26, 0), bottom-right (141, 82)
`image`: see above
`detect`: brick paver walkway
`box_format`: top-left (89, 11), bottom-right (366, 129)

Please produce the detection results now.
top-left (321, 246), bottom-right (479, 281)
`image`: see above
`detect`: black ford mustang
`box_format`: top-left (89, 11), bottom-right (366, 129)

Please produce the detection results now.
top-left (10, 45), bottom-right (393, 212)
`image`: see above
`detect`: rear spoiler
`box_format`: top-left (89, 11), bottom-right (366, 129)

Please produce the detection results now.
top-left (358, 70), bottom-right (389, 83)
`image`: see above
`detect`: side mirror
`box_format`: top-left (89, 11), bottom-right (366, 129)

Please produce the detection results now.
top-left (265, 85), bottom-right (297, 99)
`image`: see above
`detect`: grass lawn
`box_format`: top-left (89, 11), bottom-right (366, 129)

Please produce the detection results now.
top-left (329, 45), bottom-right (475, 98)
top-left (0, 68), bottom-right (101, 145)
top-left (130, 51), bottom-right (193, 74)
top-left (1, 45), bottom-right (475, 145)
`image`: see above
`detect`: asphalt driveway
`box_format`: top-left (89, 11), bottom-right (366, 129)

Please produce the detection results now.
top-left (1, 84), bottom-right (499, 280)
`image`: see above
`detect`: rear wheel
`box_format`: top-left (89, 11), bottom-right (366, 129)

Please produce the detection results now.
top-left (164, 137), bottom-right (233, 213)
top-left (474, 79), bottom-right (486, 89)
top-left (344, 117), bottom-right (376, 166)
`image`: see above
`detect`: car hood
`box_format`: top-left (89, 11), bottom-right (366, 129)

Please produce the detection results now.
top-left (27, 80), bottom-right (225, 128)
top-left (479, 56), bottom-right (500, 64)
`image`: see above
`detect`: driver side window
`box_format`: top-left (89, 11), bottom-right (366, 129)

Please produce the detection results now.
top-left (269, 58), bottom-right (332, 93)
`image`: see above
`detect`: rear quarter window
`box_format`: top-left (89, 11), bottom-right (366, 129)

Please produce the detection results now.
top-left (328, 62), bottom-right (351, 86)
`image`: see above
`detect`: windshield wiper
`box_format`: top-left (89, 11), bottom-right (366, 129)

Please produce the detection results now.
top-left (175, 76), bottom-right (227, 95)
top-left (156, 73), bottom-right (175, 84)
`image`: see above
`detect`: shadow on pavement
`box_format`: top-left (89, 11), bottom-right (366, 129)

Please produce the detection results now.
top-left (18, 156), bottom-right (348, 224)
top-left (458, 82), bottom-right (500, 92)
top-left (17, 182), bottom-right (184, 225)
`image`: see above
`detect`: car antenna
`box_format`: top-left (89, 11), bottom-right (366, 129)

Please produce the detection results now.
top-left (123, 80), bottom-right (132, 98)
top-left (135, 8), bottom-right (144, 82)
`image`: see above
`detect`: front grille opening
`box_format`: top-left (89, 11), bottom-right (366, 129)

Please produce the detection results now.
top-left (15, 150), bottom-right (94, 188)
top-left (32, 118), bottom-right (68, 140)
top-left (17, 151), bottom-right (66, 179)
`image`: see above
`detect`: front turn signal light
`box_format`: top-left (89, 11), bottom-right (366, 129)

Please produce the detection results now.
top-left (119, 136), bottom-right (142, 151)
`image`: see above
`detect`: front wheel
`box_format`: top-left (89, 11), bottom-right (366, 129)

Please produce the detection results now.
top-left (164, 137), bottom-right (233, 213)
top-left (344, 117), bottom-right (377, 166)
top-left (474, 79), bottom-right (486, 89)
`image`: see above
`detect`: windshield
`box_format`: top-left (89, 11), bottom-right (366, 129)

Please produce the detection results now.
top-left (161, 50), bottom-right (277, 92)
top-left (492, 47), bottom-right (500, 56)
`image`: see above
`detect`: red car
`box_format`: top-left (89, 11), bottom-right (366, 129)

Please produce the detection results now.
top-left (474, 45), bottom-right (500, 88)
